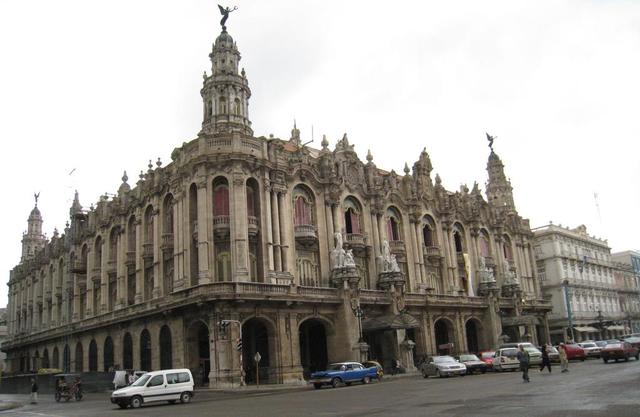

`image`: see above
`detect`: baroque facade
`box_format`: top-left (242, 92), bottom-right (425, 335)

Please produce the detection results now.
top-left (533, 224), bottom-right (630, 343)
top-left (611, 250), bottom-right (640, 333)
top-left (3, 22), bottom-right (551, 386)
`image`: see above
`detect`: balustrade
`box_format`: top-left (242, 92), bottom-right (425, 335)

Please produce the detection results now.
top-left (294, 224), bottom-right (317, 242)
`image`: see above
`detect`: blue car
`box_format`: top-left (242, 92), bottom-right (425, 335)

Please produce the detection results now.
top-left (309, 362), bottom-right (379, 389)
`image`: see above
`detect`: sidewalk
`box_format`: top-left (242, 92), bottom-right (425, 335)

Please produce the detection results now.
top-left (0, 399), bottom-right (21, 411)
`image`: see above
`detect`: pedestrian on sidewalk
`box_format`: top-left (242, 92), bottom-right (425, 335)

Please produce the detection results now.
top-left (539, 344), bottom-right (552, 373)
top-left (516, 345), bottom-right (530, 383)
top-left (30, 378), bottom-right (38, 404)
top-left (559, 343), bottom-right (569, 373)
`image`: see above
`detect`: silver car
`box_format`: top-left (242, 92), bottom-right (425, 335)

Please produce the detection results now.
top-left (578, 342), bottom-right (601, 358)
top-left (421, 355), bottom-right (467, 378)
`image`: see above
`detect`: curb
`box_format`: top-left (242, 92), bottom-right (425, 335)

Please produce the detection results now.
top-left (0, 401), bottom-right (21, 412)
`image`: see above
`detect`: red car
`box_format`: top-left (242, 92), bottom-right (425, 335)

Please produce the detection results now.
top-left (479, 351), bottom-right (495, 370)
top-left (601, 341), bottom-right (640, 363)
top-left (559, 344), bottom-right (586, 361)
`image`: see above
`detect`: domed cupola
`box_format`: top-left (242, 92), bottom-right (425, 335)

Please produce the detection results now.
top-left (200, 26), bottom-right (253, 136)
top-left (21, 193), bottom-right (46, 262)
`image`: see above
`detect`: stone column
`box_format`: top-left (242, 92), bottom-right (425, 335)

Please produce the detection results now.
top-left (152, 208), bottom-right (162, 297)
top-left (197, 181), bottom-right (212, 284)
top-left (86, 249), bottom-right (95, 316)
top-left (278, 191), bottom-right (292, 274)
top-left (371, 212), bottom-right (380, 257)
top-left (115, 229), bottom-right (125, 310)
top-left (100, 240), bottom-right (108, 313)
top-left (409, 220), bottom-right (421, 287)
top-left (325, 202), bottom-right (335, 252)
top-left (264, 185), bottom-right (275, 272)
top-left (134, 216), bottom-right (143, 304)
top-left (231, 173), bottom-right (249, 281)
top-left (72, 271), bottom-right (80, 321)
top-left (173, 195), bottom-right (185, 290)
top-left (271, 191), bottom-right (281, 272)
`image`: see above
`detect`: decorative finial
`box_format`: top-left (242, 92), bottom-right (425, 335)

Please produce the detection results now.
top-left (156, 157), bottom-right (162, 168)
top-left (139, 170), bottom-right (144, 180)
top-left (404, 162), bottom-right (410, 175)
top-left (486, 132), bottom-right (496, 151)
top-left (218, 4), bottom-right (238, 30)
top-left (321, 134), bottom-right (329, 149)
top-left (241, 68), bottom-right (246, 78)
top-left (203, 71), bottom-right (208, 80)
top-left (34, 192), bottom-right (40, 207)
top-left (148, 160), bottom-right (153, 171)
top-left (366, 149), bottom-right (373, 162)
top-left (122, 171), bottom-right (128, 183)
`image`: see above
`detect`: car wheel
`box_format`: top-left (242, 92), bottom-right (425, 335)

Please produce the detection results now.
top-left (624, 355), bottom-right (629, 362)
top-left (180, 392), bottom-right (192, 404)
top-left (130, 396), bottom-right (142, 409)
top-left (363, 376), bottom-right (371, 384)
top-left (422, 370), bottom-right (428, 379)
top-left (313, 383), bottom-right (322, 389)
top-left (615, 358), bottom-right (619, 363)
top-left (580, 357), bottom-right (585, 362)
top-left (331, 378), bottom-right (341, 388)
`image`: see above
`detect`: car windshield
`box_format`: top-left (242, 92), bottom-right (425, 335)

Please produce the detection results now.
top-left (524, 347), bottom-right (540, 354)
top-left (501, 348), bottom-right (517, 357)
top-left (481, 352), bottom-right (495, 359)
top-left (606, 343), bottom-right (622, 349)
top-left (327, 364), bottom-right (349, 371)
top-left (131, 374), bottom-right (151, 387)
top-left (459, 354), bottom-right (479, 361)
top-left (433, 356), bottom-right (456, 363)
top-left (581, 343), bottom-right (596, 348)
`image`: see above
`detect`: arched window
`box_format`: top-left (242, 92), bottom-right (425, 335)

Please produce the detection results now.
top-left (386, 207), bottom-right (402, 241)
top-left (422, 216), bottom-right (436, 247)
top-left (163, 194), bottom-right (174, 234)
top-left (479, 231), bottom-right (491, 258)
top-left (343, 197), bottom-right (362, 235)
top-left (95, 236), bottom-right (103, 267)
top-left (213, 184), bottom-right (229, 216)
top-left (217, 252), bottom-right (231, 282)
top-left (219, 96), bottom-right (227, 113)
top-left (293, 186), bottom-right (315, 227)
top-left (144, 206), bottom-right (154, 244)
top-left (234, 98), bottom-right (241, 115)
top-left (127, 216), bottom-right (136, 253)
top-left (503, 235), bottom-right (514, 260)
top-left (453, 230), bottom-right (464, 253)
top-left (246, 185), bottom-right (256, 217)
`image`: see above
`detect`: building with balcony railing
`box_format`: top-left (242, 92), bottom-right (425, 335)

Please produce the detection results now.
top-left (611, 250), bottom-right (640, 333)
top-left (533, 224), bottom-right (626, 343)
top-left (2, 16), bottom-right (551, 386)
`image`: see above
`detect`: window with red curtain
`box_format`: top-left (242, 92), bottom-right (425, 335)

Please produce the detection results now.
top-left (246, 187), bottom-right (255, 217)
top-left (294, 196), bottom-right (311, 226)
top-left (214, 185), bottom-right (229, 216)
top-left (480, 236), bottom-right (490, 257)
top-left (503, 241), bottom-right (513, 260)
top-left (349, 209), bottom-right (360, 234)
top-left (423, 226), bottom-right (433, 246)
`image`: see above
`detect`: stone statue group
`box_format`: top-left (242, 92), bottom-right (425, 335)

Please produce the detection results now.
top-left (330, 232), bottom-right (401, 274)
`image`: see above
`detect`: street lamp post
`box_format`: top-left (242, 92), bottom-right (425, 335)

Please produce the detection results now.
top-left (596, 309), bottom-right (604, 341)
top-left (563, 280), bottom-right (575, 342)
top-left (350, 298), bottom-right (364, 343)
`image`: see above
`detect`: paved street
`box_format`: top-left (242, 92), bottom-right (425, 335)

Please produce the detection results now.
top-left (0, 359), bottom-right (638, 417)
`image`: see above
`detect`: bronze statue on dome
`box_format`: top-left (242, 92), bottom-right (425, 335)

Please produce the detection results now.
top-left (218, 4), bottom-right (238, 29)
top-left (486, 132), bottom-right (496, 151)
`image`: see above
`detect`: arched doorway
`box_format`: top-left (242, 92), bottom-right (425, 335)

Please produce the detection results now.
top-left (465, 319), bottom-right (481, 354)
top-left (89, 340), bottom-right (98, 371)
top-left (434, 318), bottom-right (455, 355)
top-left (63, 345), bottom-right (71, 372)
top-left (159, 325), bottom-right (173, 370)
top-left (52, 347), bottom-right (59, 369)
top-left (33, 351), bottom-right (40, 371)
top-left (299, 319), bottom-right (328, 379)
top-left (186, 321), bottom-right (210, 386)
top-left (140, 329), bottom-right (152, 371)
top-left (42, 348), bottom-right (50, 369)
top-left (242, 318), bottom-right (273, 384)
top-left (122, 333), bottom-right (133, 370)
top-left (104, 337), bottom-right (114, 372)
top-left (74, 342), bottom-right (83, 372)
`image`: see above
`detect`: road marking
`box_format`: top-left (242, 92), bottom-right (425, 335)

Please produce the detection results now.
top-left (0, 411), bottom-right (67, 417)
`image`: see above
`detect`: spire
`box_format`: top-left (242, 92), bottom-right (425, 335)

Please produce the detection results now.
top-left (21, 194), bottom-right (46, 262)
top-left (290, 120), bottom-right (301, 146)
top-left (200, 22), bottom-right (253, 136)
top-left (70, 190), bottom-right (83, 217)
top-left (485, 139), bottom-right (515, 211)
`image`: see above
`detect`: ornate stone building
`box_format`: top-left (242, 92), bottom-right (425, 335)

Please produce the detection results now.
top-left (3, 21), bottom-right (551, 386)
top-left (533, 224), bottom-right (628, 343)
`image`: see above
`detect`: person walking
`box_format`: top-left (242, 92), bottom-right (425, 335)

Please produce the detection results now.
top-left (29, 378), bottom-right (38, 404)
top-left (539, 344), bottom-right (552, 373)
top-left (559, 343), bottom-right (569, 373)
top-left (516, 345), bottom-right (530, 383)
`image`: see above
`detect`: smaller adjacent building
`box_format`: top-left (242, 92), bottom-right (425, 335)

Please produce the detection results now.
top-left (611, 250), bottom-right (640, 333)
top-left (533, 224), bottom-right (625, 343)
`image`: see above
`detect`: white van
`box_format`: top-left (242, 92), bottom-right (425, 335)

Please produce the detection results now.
top-left (110, 369), bottom-right (194, 409)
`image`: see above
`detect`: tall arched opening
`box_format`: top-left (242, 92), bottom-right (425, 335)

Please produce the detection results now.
top-left (52, 346), bottom-right (59, 369)
top-left (465, 319), bottom-right (483, 354)
top-left (434, 318), bottom-right (455, 355)
top-left (74, 342), bottom-right (83, 373)
top-left (242, 318), bottom-right (276, 384)
top-left (140, 329), bottom-right (152, 371)
top-left (299, 319), bottom-right (328, 379)
top-left (88, 339), bottom-right (98, 372)
top-left (246, 178), bottom-right (263, 282)
top-left (42, 348), bottom-right (50, 369)
top-left (189, 184), bottom-right (199, 286)
top-left (186, 321), bottom-right (210, 386)
top-left (63, 345), bottom-right (71, 372)
top-left (104, 336), bottom-right (114, 372)
top-left (122, 333), bottom-right (133, 370)
top-left (159, 325), bottom-right (173, 370)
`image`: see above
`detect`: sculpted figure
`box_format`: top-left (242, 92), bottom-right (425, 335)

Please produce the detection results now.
top-left (218, 4), bottom-right (238, 29)
top-left (344, 249), bottom-right (356, 267)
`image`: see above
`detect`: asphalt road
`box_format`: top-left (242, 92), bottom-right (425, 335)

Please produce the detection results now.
top-left (1, 359), bottom-right (638, 417)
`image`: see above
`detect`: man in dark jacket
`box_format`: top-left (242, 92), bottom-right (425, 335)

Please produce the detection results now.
top-left (516, 345), bottom-right (530, 383)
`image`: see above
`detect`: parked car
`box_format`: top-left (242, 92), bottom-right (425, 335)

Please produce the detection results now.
top-left (309, 362), bottom-right (378, 389)
top-left (362, 360), bottom-right (384, 380)
top-left (499, 343), bottom-right (542, 367)
top-left (492, 348), bottom-right (520, 372)
top-left (621, 336), bottom-right (640, 350)
top-left (578, 342), bottom-right (601, 358)
top-left (457, 354), bottom-right (487, 374)
top-left (545, 346), bottom-right (560, 363)
top-left (594, 340), bottom-right (608, 348)
top-left (559, 344), bottom-right (586, 361)
top-left (479, 351), bottom-right (496, 370)
top-left (110, 369), bottom-right (194, 409)
top-left (601, 341), bottom-right (640, 363)
top-left (421, 356), bottom-right (467, 378)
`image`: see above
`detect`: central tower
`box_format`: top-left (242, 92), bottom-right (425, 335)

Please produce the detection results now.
top-left (200, 27), bottom-right (253, 136)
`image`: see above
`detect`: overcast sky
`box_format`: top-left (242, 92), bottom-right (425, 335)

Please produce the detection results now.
top-left (1, 1), bottom-right (638, 306)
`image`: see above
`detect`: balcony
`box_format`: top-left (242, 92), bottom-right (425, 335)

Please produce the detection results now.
top-left (71, 261), bottom-right (87, 274)
top-left (345, 233), bottom-right (366, 248)
top-left (248, 216), bottom-right (259, 238)
top-left (161, 233), bottom-right (174, 254)
top-left (125, 251), bottom-right (136, 267)
top-left (213, 215), bottom-right (230, 239)
top-left (295, 224), bottom-right (317, 243)
top-left (424, 245), bottom-right (442, 262)
top-left (389, 240), bottom-right (405, 254)
top-left (142, 243), bottom-right (154, 260)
